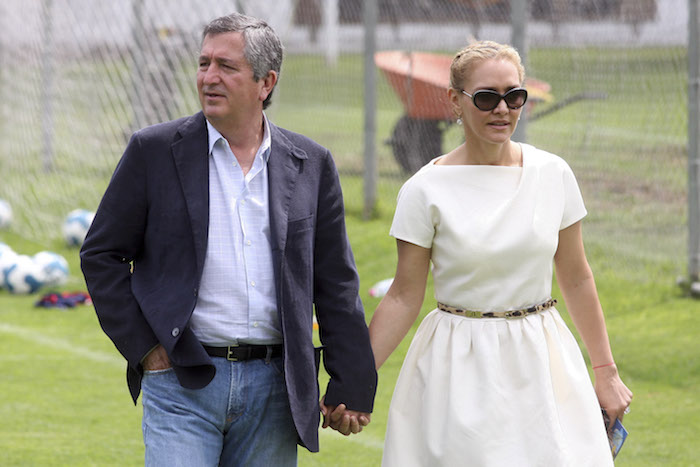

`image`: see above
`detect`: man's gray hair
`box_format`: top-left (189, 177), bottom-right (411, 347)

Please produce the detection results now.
top-left (202, 12), bottom-right (283, 109)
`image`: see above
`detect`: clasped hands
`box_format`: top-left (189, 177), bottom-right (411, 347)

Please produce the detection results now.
top-left (320, 396), bottom-right (371, 436)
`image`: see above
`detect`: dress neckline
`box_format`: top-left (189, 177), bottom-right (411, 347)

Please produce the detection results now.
top-left (431, 143), bottom-right (526, 169)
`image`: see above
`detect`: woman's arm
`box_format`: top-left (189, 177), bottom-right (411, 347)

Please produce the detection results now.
top-left (554, 221), bottom-right (633, 426)
top-left (369, 239), bottom-right (432, 369)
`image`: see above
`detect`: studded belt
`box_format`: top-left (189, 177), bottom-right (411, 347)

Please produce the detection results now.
top-left (437, 298), bottom-right (557, 319)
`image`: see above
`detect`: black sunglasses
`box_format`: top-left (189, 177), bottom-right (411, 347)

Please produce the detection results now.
top-left (460, 87), bottom-right (528, 111)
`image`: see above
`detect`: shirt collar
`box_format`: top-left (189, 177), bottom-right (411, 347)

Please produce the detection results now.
top-left (206, 113), bottom-right (271, 162)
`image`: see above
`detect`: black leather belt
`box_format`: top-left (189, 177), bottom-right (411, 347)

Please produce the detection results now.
top-left (203, 344), bottom-right (283, 362)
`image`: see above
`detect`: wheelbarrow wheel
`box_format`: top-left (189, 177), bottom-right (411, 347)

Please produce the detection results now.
top-left (390, 116), bottom-right (442, 174)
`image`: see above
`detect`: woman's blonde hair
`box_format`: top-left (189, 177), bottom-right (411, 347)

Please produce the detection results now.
top-left (450, 40), bottom-right (525, 90)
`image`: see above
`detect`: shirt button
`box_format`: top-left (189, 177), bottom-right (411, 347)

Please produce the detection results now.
top-left (171, 327), bottom-right (180, 337)
top-left (246, 240), bottom-right (252, 246)
top-left (250, 281), bottom-right (256, 287)
top-left (253, 322), bottom-right (259, 328)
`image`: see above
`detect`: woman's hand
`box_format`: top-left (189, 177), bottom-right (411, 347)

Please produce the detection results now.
top-left (594, 363), bottom-right (633, 431)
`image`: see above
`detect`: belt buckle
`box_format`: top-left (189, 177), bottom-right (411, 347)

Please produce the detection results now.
top-left (465, 310), bottom-right (482, 318)
top-left (226, 344), bottom-right (239, 362)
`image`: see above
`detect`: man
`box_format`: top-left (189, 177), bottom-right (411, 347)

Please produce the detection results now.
top-left (81, 12), bottom-right (376, 466)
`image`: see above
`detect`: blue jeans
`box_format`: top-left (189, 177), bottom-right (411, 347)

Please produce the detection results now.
top-left (141, 356), bottom-right (297, 467)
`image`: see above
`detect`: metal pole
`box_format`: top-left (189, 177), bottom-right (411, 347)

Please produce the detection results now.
top-left (688, 0), bottom-right (700, 285)
top-left (40, 0), bottom-right (56, 172)
top-left (363, 0), bottom-right (378, 220)
top-left (0, 2), bottom-right (5, 150)
top-left (323, 0), bottom-right (339, 66)
top-left (510, 0), bottom-right (529, 144)
top-left (130, 0), bottom-right (147, 131)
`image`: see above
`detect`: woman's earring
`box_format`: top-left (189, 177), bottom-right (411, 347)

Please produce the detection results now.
top-left (456, 116), bottom-right (463, 125)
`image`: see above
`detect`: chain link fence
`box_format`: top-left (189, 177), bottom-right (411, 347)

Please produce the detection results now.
top-left (0, 0), bottom-right (691, 282)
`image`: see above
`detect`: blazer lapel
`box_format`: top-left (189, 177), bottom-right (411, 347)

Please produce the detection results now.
top-left (171, 112), bottom-right (210, 276)
top-left (267, 124), bottom-right (307, 268)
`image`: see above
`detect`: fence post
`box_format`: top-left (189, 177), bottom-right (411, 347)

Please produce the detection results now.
top-left (0, 2), bottom-right (5, 147)
top-left (40, 0), bottom-right (56, 172)
top-left (363, 0), bottom-right (378, 220)
top-left (510, 0), bottom-right (529, 144)
top-left (130, 0), bottom-right (147, 131)
top-left (688, 0), bottom-right (700, 291)
top-left (323, 0), bottom-right (339, 66)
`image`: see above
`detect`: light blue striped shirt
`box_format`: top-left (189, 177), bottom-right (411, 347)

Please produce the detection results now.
top-left (189, 116), bottom-right (282, 346)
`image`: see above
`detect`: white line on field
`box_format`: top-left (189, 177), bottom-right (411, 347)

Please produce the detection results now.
top-left (0, 323), bottom-right (123, 367)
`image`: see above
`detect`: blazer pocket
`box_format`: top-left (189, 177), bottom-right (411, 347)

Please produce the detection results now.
top-left (287, 215), bottom-right (314, 235)
top-left (284, 215), bottom-right (313, 289)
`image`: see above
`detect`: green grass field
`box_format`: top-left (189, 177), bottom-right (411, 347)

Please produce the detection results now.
top-left (1, 196), bottom-right (699, 466)
top-left (1, 45), bottom-right (698, 465)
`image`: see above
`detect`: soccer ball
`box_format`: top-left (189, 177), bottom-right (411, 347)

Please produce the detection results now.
top-left (0, 199), bottom-right (12, 229)
top-left (62, 209), bottom-right (95, 247)
top-left (34, 251), bottom-right (70, 286)
top-left (2, 254), bottom-right (44, 294)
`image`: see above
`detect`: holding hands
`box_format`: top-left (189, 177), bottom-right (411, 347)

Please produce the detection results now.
top-left (320, 396), bottom-right (371, 436)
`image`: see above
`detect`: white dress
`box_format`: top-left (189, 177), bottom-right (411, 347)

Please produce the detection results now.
top-left (383, 144), bottom-right (613, 467)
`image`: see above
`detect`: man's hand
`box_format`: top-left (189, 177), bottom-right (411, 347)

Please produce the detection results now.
top-left (142, 344), bottom-right (171, 371)
top-left (319, 396), bottom-right (371, 436)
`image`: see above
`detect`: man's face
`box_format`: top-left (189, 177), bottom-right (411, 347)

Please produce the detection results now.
top-left (196, 32), bottom-right (268, 127)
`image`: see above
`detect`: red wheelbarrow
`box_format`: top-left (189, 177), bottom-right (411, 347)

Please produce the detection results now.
top-left (375, 50), bottom-right (599, 173)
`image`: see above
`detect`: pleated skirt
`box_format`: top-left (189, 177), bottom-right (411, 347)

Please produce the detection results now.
top-left (382, 308), bottom-right (613, 467)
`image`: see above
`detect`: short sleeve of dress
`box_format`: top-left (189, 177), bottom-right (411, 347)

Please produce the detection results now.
top-left (390, 176), bottom-right (435, 249)
top-left (560, 160), bottom-right (587, 230)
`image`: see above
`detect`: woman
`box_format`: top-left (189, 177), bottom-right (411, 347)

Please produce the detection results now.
top-left (369, 41), bottom-right (632, 466)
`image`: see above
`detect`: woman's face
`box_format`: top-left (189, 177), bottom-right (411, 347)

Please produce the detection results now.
top-left (451, 58), bottom-right (524, 145)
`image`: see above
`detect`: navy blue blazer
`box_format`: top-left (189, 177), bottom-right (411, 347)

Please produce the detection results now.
top-left (80, 111), bottom-right (377, 452)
